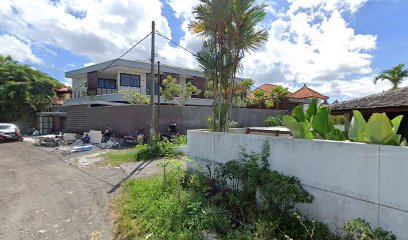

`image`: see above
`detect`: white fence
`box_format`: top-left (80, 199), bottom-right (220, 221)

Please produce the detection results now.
top-left (187, 130), bottom-right (408, 239)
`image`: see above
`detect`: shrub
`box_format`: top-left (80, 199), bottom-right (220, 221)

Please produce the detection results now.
top-left (344, 218), bottom-right (396, 240)
top-left (173, 135), bottom-right (187, 145)
top-left (135, 138), bottom-right (182, 161)
top-left (265, 115), bottom-right (283, 126)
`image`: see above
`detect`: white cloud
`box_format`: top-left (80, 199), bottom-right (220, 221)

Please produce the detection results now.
top-left (0, 34), bottom-right (42, 64)
top-left (0, 0), bottom-right (173, 63)
top-left (240, 0), bottom-right (378, 100)
top-left (0, 0), bottom-right (386, 100)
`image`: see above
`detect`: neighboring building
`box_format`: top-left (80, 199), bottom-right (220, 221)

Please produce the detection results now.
top-left (248, 83), bottom-right (328, 111)
top-left (330, 87), bottom-right (408, 138)
top-left (64, 59), bottom-right (212, 107)
top-left (37, 87), bottom-right (71, 134)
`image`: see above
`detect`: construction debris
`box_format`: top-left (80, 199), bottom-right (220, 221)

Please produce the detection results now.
top-left (88, 130), bottom-right (103, 144)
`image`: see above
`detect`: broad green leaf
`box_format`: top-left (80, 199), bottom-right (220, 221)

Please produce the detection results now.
top-left (312, 107), bottom-right (334, 139)
top-left (306, 98), bottom-right (318, 122)
top-left (348, 110), bottom-right (366, 142)
top-left (326, 128), bottom-right (346, 141)
top-left (391, 115), bottom-right (404, 133)
top-left (385, 134), bottom-right (402, 145)
top-left (291, 106), bottom-right (306, 122)
top-left (282, 115), bottom-right (313, 139)
top-left (364, 113), bottom-right (395, 144)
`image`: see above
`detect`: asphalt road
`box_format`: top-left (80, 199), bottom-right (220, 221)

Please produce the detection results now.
top-left (0, 142), bottom-right (126, 240)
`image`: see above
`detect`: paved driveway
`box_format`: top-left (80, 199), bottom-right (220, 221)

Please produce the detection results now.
top-left (0, 142), bottom-right (126, 240)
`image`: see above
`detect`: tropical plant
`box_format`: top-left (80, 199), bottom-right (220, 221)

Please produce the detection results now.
top-left (282, 98), bottom-right (346, 141)
top-left (270, 85), bottom-right (289, 109)
top-left (191, 0), bottom-right (268, 132)
top-left (161, 75), bottom-right (201, 106)
top-left (348, 110), bottom-right (405, 145)
top-left (118, 88), bottom-right (150, 104)
top-left (374, 63), bottom-right (408, 90)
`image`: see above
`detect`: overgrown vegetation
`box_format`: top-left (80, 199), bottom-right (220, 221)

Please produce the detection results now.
top-left (114, 142), bottom-right (396, 239)
top-left (103, 136), bottom-right (185, 166)
top-left (281, 98), bottom-right (406, 146)
top-left (0, 55), bottom-right (63, 131)
top-left (265, 115), bottom-right (283, 127)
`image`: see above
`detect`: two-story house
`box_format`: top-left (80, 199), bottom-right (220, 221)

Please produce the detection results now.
top-left (64, 59), bottom-right (213, 107)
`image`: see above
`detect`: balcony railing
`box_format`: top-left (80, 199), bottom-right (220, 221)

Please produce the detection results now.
top-left (97, 88), bottom-right (118, 95)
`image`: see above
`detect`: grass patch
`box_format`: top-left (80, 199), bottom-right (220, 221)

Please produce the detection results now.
top-left (102, 137), bottom-right (185, 166)
top-left (103, 150), bottom-right (139, 166)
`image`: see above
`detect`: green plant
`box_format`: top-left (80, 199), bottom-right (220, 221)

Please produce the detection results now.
top-left (173, 135), bottom-right (187, 145)
top-left (119, 88), bottom-right (150, 104)
top-left (161, 75), bottom-right (201, 106)
top-left (348, 110), bottom-right (405, 145)
top-left (191, 0), bottom-right (268, 132)
top-left (374, 63), bottom-right (408, 90)
top-left (265, 115), bottom-right (283, 126)
top-left (344, 218), bottom-right (396, 240)
top-left (331, 115), bottom-right (345, 125)
top-left (282, 98), bottom-right (346, 141)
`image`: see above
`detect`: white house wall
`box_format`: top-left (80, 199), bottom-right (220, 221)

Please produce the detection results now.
top-left (187, 130), bottom-right (408, 239)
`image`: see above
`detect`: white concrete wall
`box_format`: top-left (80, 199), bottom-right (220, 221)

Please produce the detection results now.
top-left (187, 130), bottom-right (408, 239)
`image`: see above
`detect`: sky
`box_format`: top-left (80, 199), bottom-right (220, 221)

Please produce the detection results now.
top-left (0, 0), bottom-right (407, 102)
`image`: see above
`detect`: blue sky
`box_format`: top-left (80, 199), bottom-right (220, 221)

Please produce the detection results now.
top-left (0, 0), bottom-right (407, 101)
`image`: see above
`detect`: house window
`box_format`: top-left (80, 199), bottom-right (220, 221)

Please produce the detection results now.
top-left (120, 73), bottom-right (140, 87)
top-left (98, 78), bottom-right (116, 89)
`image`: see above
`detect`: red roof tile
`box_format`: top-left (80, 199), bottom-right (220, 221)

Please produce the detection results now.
top-left (289, 84), bottom-right (328, 99)
top-left (248, 84), bottom-right (288, 99)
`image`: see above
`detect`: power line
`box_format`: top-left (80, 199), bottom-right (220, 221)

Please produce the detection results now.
top-left (155, 31), bottom-right (197, 57)
top-left (100, 32), bottom-right (152, 73)
top-left (70, 32), bottom-right (152, 93)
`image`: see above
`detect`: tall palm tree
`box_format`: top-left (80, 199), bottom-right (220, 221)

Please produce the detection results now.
top-left (190, 0), bottom-right (268, 131)
top-left (374, 64), bottom-right (408, 90)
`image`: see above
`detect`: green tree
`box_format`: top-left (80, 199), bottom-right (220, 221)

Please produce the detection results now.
top-left (0, 55), bottom-right (62, 130)
top-left (161, 75), bottom-right (201, 106)
top-left (190, 0), bottom-right (268, 132)
top-left (374, 63), bottom-right (408, 90)
top-left (119, 88), bottom-right (150, 104)
top-left (270, 85), bottom-right (289, 109)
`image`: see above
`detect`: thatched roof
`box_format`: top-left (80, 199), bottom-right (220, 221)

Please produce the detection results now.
top-left (330, 87), bottom-right (408, 111)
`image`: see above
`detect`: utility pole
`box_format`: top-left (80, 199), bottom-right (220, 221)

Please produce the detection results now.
top-left (150, 21), bottom-right (155, 144)
top-left (157, 61), bottom-right (161, 133)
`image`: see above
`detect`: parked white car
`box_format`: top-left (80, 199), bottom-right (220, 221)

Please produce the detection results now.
top-left (0, 123), bottom-right (23, 142)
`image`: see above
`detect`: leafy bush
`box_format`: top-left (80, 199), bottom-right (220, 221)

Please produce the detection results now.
top-left (135, 137), bottom-right (182, 161)
top-left (282, 98), bottom-right (346, 141)
top-left (264, 115), bottom-right (283, 126)
top-left (114, 143), bottom-right (397, 240)
top-left (344, 218), bottom-right (396, 240)
top-left (173, 135), bottom-right (187, 145)
top-left (331, 115), bottom-right (345, 125)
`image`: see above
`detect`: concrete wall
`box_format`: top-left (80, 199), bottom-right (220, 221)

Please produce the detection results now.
top-left (187, 130), bottom-right (408, 239)
top-left (70, 105), bottom-right (285, 136)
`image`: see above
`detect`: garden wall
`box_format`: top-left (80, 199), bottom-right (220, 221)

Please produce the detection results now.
top-left (65, 104), bottom-right (285, 136)
top-left (187, 130), bottom-right (408, 239)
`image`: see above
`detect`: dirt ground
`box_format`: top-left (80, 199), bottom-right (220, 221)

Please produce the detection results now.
top-left (0, 141), bottom-right (174, 240)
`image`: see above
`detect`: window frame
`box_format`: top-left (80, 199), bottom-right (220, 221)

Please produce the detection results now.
top-left (120, 73), bottom-right (140, 87)
top-left (98, 78), bottom-right (117, 89)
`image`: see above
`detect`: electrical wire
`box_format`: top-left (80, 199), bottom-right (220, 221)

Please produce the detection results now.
top-left (70, 32), bottom-right (152, 94)
top-left (155, 31), bottom-right (197, 57)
